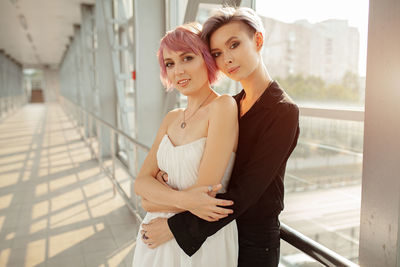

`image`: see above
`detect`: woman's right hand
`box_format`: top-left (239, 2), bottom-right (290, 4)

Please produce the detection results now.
top-left (179, 185), bottom-right (234, 222)
top-left (155, 170), bottom-right (176, 190)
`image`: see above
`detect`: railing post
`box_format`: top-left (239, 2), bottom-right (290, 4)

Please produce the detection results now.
top-left (96, 120), bottom-right (102, 171)
top-left (110, 129), bottom-right (116, 196)
top-left (88, 115), bottom-right (94, 159)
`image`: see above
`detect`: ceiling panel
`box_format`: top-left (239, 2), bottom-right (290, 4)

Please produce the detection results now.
top-left (0, 0), bottom-right (95, 68)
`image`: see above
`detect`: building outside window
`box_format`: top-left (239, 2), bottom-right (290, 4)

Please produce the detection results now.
top-left (255, 0), bottom-right (369, 265)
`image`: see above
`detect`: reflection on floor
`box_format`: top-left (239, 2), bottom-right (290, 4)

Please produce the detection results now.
top-left (0, 103), bottom-right (139, 267)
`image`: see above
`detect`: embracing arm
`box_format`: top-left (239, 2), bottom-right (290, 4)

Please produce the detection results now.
top-left (135, 97), bottom-right (238, 217)
top-left (141, 197), bottom-right (184, 213)
top-left (167, 102), bottom-right (300, 256)
top-left (180, 95), bottom-right (238, 220)
top-left (134, 110), bottom-right (184, 210)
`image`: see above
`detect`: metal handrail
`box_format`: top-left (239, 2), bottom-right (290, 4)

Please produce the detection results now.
top-left (61, 96), bottom-right (358, 267)
top-left (299, 106), bottom-right (364, 122)
top-left (281, 223), bottom-right (359, 267)
top-left (64, 99), bottom-right (149, 151)
top-left (60, 96), bottom-right (149, 223)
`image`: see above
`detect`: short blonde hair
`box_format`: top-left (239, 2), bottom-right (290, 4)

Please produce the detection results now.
top-left (201, 7), bottom-right (265, 44)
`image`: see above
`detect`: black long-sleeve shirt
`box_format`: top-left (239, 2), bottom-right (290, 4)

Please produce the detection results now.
top-left (168, 81), bottom-right (300, 256)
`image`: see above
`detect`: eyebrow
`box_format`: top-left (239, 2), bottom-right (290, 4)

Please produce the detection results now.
top-left (164, 51), bottom-right (192, 62)
top-left (210, 36), bottom-right (238, 53)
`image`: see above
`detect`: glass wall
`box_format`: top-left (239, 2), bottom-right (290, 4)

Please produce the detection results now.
top-left (255, 0), bottom-right (369, 264)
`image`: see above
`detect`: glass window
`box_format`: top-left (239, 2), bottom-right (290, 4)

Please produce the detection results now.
top-left (256, 0), bottom-right (368, 109)
top-left (255, 0), bottom-right (369, 264)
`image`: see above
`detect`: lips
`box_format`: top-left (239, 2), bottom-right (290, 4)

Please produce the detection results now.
top-left (177, 78), bottom-right (190, 87)
top-left (228, 66), bottom-right (240, 75)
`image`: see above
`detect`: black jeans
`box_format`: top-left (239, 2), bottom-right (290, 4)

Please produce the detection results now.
top-left (238, 246), bottom-right (280, 267)
top-left (237, 218), bottom-right (281, 267)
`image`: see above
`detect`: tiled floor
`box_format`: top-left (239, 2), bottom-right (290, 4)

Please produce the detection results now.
top-left (0, 103), bottom-right (140, 267)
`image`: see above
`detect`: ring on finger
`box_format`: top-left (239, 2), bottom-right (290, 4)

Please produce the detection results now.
top-left (161, 172), bottom-right (167, 181)
top-left (207, 185), bottom-right (213, 192)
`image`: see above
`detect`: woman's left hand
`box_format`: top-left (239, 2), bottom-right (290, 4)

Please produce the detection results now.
top-left (141, 218), bottom-right (173, 249)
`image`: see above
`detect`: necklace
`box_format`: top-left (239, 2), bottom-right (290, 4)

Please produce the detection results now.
top-left (181, 91), bottom-right (213, 129)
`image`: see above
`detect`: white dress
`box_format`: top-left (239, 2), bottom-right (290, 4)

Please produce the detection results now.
top-left (132, 134), bottom-right (238, 267)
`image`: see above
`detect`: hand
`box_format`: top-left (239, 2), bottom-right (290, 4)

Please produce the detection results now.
top-left (141, 217), bottom-right (173, 249)
top-left (156, 170), bottom-right (176, 189)
top-left (156, 170), bottom-right (168, 184)
top-left (180, 184), bottom-right (234, 222)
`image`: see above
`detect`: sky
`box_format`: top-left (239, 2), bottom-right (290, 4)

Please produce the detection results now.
top-left (255, 0), bottom-right (370, 76)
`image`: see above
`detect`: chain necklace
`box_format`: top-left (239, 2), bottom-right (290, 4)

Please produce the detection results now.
top-left (181, 91), bottom-right (213, 129)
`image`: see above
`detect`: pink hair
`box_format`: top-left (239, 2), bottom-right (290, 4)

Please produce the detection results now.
top-left (157, 22), bottom-right (219, 90)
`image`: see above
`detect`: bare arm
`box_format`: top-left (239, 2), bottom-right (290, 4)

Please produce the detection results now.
top-left (142, 197), bottom-right (184, 213)
top-left (193, 95), bottom-right (238, 187)
top-left (136, 96), bottom-right (238, 220)
top-left (134, 104), bottom-right (235, 219)
top-left (141, 174), bottom-right (220, 213)
top-left (134, 110), bottom-right (183, 208)
top-left (170, 95), bottom-right (239, 221)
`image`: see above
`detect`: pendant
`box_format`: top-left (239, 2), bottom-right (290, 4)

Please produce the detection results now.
top-left (180, 122), bottom-right (187, 129)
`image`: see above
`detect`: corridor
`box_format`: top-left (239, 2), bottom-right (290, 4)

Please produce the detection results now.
top-left (0, 103), bottom-right (139, 267)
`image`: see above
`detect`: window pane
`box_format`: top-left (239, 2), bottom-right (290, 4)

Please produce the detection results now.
top-left (256, 0), bottom-right (368, 108)
top-left (280, 240), bottom-right (325, 266)
top-left (255, 0), bottom-right (368, 264)
top-left (283, 116), bottom-right (362, 262)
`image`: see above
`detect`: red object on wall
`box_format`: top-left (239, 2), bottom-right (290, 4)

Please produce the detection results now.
top-left (132, 71), bottom-right (136, 80)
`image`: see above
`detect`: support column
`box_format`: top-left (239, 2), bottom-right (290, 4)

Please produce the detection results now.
top-left (134, 0), bottom-right (166, 147)
top-left (132, 0), bottom-right (165, 204)
top-left (359, 0), bottom-right (400, 266)
top-left (95, 0), bottom-right (117, 157)
top-left (43, 68), bottom-right (60, 102)
top-left (80, 4), bottom-right (95, 136)
top-left (0, 52), bottom-right (4, 117)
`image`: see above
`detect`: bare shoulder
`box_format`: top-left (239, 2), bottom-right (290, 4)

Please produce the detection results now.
top-left (163, 108), bottom-right (183, 124)
top-left (210, 94), bottom-right (238, 114)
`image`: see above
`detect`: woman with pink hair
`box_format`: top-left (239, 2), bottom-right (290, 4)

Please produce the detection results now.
top-left (132, 22), bottom-right (239, 266)
top-left (139, 7), bottom-right (300, 267)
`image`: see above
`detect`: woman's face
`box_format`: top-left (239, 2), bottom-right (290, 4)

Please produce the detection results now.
top-left (163, 49), bottom-right (209, 95)
top-left (209, 21), bottom-right (260, 81)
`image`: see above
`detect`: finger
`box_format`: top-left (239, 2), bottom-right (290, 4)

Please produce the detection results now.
top-left (162, 172), bottom-right (168, 183)
top-left (142, 224), bottom-right (150, 231)
top-left (199, 214), bottom-right (213, 222)
top-left (211, 184), bottom-right (222, 192)
top-left (155, 174), bottom-right (168, 186)
top-left (148, 243), bottom-right (158, 249)
top-left (209, 212), bottom-right (228, 220)
top-left (215, 199), bottom-right (234, 206)
top-left (157, 170), bottom-right (168, 182)
top-left (142, 234), bottom-right (151, 243)
top-left (203, 184), bottom-right (222, 193)
top-left (156, 171), bottom-right (162, 180)
top-left (206, 216), bottom-right (219, 222)
top-left (214, 206), bottom-right (234, 215)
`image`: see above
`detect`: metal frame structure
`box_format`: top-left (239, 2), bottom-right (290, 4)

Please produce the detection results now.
top-left (61, 95), bottom-right (148, 221)
top-left (0, 51), bottom-right (26, 120)
top-left (54, 0), bottom-right (400, 266)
